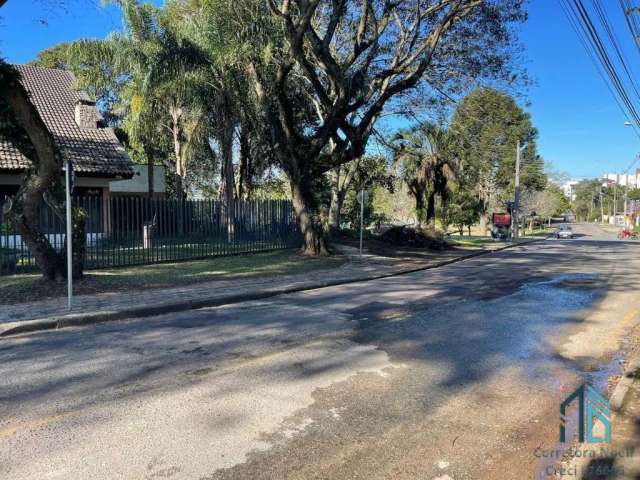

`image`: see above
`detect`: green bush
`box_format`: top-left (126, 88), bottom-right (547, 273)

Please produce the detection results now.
top-left (376, 225), bottom-right (448, 250)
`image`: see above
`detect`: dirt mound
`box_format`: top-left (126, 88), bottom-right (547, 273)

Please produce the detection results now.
top-left (376, 225), bottom-right (448, 250)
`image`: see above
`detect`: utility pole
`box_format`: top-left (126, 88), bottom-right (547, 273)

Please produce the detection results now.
top-left (613, 177), bottom-right (618, 224)
top-left (599, 189), bottom-right (604, 223)
top-left (513, 140), bottom-right (521, 239)
top-left (65, 160), bottom-right (73, 310)
top-left (624, 186), bottom-right (629, 227)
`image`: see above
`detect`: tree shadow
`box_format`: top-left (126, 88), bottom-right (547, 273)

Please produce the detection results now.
top-left (1, 238), bottom-right (638, 477)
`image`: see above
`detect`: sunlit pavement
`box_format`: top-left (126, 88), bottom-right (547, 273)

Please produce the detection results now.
top-left (1, 223), bottom-right (639, 480)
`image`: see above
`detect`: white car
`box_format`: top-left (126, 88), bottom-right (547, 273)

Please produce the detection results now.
top-left (555, 225), bottom-right (573, 239)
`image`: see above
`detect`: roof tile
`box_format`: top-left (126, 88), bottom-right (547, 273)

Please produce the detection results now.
top-left (0, 65), bottom-right (134, 178)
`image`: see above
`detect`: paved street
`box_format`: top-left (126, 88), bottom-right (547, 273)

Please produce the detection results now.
top-left (1, 224), bottom-right (639, 480)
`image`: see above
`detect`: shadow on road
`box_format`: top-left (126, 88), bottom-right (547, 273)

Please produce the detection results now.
top-left (1, 239), bottom-right (639, 480)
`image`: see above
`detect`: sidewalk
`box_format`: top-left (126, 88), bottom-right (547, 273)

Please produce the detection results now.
top-left (0, 239), bottom-right (540, 337)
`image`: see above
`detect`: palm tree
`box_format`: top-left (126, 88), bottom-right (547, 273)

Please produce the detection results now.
top-left (392, 122), bottom-right (457, 227)
top-left (111, 0), bottom-right (213, 199)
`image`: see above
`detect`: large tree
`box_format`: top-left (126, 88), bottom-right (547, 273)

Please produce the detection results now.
top-left (231, 0), bottom-right (527, 254)
top-left (112, 0), bottom-right (214, 199)
top-left (449, 87), bottom-right (541, 233)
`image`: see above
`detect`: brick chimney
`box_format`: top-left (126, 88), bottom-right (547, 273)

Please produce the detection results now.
top-left (74, 99), bottom-right (98, 129)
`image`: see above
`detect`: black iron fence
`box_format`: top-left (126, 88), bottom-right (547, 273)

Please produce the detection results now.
top-left (0, 194), bottom-right (300, 275)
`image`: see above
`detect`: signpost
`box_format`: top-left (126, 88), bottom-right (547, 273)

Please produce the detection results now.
top-left (65, 160), bottom-right (73, 310)
top-left (356, 190), bottom-right (368, 256)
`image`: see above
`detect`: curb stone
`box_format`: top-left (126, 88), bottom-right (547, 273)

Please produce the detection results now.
top-left (0, 238), bottom-right (545, 338)
top-left (611, 354), bottom-right (640, 412)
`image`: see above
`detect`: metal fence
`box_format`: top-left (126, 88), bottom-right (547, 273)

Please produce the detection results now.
top-left (0, 194), bottom-right (300, 275)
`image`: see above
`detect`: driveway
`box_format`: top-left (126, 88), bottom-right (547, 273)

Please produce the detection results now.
top-left (1, 224), bottom-right (639, 480)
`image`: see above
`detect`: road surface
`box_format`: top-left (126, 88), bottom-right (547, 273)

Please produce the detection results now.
top-left (1, 223), bottom-right (639, 480)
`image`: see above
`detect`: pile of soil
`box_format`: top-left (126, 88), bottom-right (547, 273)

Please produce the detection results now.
top-left (376, 225), bottom-right (448, 250)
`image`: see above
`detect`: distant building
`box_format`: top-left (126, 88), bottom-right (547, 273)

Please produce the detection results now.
top-left (0, 66), bottom-right (166, 250)
top-left (562, 180), bottom-right (580, 201)
top-left (602, 170), bottom-right (640, 189)
top-left (110, 164), bottom-right (166, 197)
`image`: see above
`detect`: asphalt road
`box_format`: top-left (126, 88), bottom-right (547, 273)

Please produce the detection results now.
top-left (1, 223), bottom-right (639, 480)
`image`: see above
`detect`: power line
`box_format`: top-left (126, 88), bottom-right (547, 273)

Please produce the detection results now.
top-left (575, 0), bottom-right (640, 125)
top-left (593, 0), bottom-right (640, 104)
top-left (559, 0), bottom-right (633, 127)
top-left (559, 0), bottom-right (640, 140)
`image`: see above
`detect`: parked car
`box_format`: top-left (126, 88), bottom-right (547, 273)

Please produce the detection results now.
top-left (555, 225), bottom-right (573, 239)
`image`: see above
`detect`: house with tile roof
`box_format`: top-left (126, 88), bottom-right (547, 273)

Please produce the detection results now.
top-left (0, 66), bottom-right (165, 200)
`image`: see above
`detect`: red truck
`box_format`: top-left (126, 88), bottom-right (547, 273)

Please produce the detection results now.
top-left (492, 213), bottom-right (512, 227)
top-left (491, 213), bottom-right (512, 240)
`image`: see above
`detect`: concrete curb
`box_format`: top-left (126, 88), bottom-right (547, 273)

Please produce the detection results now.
top-left (0, 238), bottom-right (545, 338)
top-left (610, 354), bottom-right (640, 412)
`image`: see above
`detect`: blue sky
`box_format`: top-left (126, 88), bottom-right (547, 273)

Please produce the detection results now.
top-left (1, 0), bottom-right (639, 179)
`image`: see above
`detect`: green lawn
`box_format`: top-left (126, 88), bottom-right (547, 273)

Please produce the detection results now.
top-left (449, 237), bottom-right (494, 247)
top-left (449, 228), bottom-right (550, 247)
top-left (0, 249), bottom-right (345, 305)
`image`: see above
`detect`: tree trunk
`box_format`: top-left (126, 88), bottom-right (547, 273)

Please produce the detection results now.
top-left (479, 213), bottom-right (488, 235)
top-left (290, 176), bottom-right (327, 256)
top-left (246, 62), bottom-right (329, 256)
top-left (477, 176), bottom-right (491, 236)
top-left (413, 187), bottom-right (427, 228)
top-left (0, 64), bottom-right (71, 280)
top-left (426, 191), bottom-right (436, 225)
top-left (174, 173), bottom-right (185, 236)
top-left (170, 109), bottom-right (186, 200)
top-left (328, 187), bottom-right (346, 232)
top-left (70, 207), bottom-right (87, 279)
top-left (237, 123), bottom-right (253, 200)
top-left (12, 200), bottom-right (64, 280)
top-left (328, 168), bottom-right (341, 230)
top-left (147, 156), bottom-right (154, 199)
top-left (328, 161), bottom-right (359, 231)
top-left (478, 197), bottom-right (489, 236)
top-left (219, 124), bottom-right (235, 242)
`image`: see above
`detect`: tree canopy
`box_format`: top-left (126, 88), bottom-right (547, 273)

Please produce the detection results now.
top-left (0, 0), bottom-right (544, 280)
top-left (449, 87), bottom-right (544, 231)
